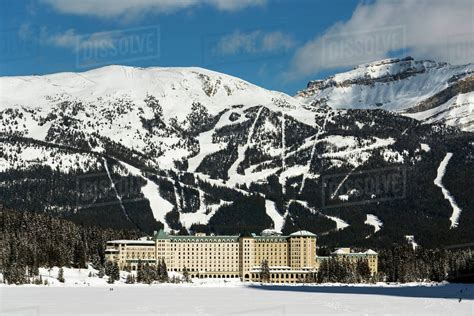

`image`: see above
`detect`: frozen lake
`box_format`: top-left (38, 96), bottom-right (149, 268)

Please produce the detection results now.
top-left (1, 283), bottom-right (473, 315)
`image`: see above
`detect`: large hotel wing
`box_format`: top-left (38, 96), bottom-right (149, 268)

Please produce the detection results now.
top-left (106, 230), bottom-right (377, 283)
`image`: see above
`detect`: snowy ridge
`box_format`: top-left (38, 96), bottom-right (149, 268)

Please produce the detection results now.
top-left (405, 92), bottom-right (474, 132)
top-left (433, 153), bottom-right (463, 228)
top-left (297, 57), bottom-right (474, 131)
top-left (0, 65), bottom-right (301, 122)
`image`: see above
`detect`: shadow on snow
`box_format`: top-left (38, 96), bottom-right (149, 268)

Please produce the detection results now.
top-left (246, 283), bottom-right (474, 300)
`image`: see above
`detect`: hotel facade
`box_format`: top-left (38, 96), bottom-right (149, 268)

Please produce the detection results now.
top-left (105, 230), bottom-right (377, 283)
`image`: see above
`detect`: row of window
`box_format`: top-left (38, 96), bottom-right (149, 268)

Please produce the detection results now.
top-left (251, 273), bottom-right (308, 279)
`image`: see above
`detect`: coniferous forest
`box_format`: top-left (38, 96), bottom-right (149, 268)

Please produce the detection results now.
top-left (2, 206), bottom-right (473, 285)
top-left (1, 206), bottom-right (140, 284)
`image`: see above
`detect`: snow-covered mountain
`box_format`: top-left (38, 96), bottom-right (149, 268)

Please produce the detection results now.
top-left (0, 65), bottom-right (303, 123)
top-left (0, 65), bottom-right (313, 170)
top-left (1, 61), bottom-right (473, 248)
top-left (296, 57), bottom-right (473, 131)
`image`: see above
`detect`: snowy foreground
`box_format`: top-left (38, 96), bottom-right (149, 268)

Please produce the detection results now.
top-left (2, 283), bottom-right (473, 315)
top-left (1, 267), bottom-right (473, 315)
top-left (1, 267), bottom-right (473, 316)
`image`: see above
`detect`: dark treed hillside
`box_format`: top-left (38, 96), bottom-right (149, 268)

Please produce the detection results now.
top-left (1, 64), bottom-right (473, 249)
top-left (1, 206), bottom-right (141, 282)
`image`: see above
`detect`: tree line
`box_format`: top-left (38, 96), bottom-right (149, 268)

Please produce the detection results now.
top-left (1, 206), bottom-right (140, 284)
top-left (2, 206), bottom-right (473, 284)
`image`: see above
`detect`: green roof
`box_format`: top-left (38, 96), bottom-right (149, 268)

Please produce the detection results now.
top-left (170, 235), bottom-right (239, 242)
top-left (152, 230), bottom-right (316, 242)
top-left (154, 229), bottom-right (169, 240)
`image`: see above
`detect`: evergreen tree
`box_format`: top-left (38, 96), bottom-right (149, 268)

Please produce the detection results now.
top-left (112, 262), bottom-right (120, 281)
top-left (73, 241), bottom-right (87, 268)
top-left (125, 274), bottom-right (135, 284)
top-left (105, 261), bottom-right (114, 277)
top-left (34, 275), bottom-right (43, 285)
top-left (136, 260), bottom-right (144, 283)
top-left (4, 262), bottom-right (27, 285)
top-left (304, 272), bottom-right (316, 283)
top-left (30, 264), bottom-right (39, 277)
top-left (182, 266), bottom-right (190, 282)
top-left (260, 259), bottom-right (270, 282)
top-left (142, 263), bottom-right (154, 284)
top-left (57, 267), bottom-right (65, 283)
top-left (98, 267), bottom-right (105, 278)
top-left (159, 259), bottom-right (168, 282)
top-left (107, 275), bottom-right (114, 284)
top-left (178, 227), bottom-right (189, 236)
top-left (356, 260), bottom-right (371, 283)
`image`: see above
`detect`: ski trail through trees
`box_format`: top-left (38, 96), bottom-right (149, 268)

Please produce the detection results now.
top-left (299, 110), bottom-right (330, 194)
top-left (433, 152), bottom-right (462, 228)
top-left (227, 106), bottom-right (264, 186)
top-left (102, 158), bottom-right (131, 222)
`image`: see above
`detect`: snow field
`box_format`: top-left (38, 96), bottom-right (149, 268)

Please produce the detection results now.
top-left (2, 282), bottom-right (473, 315)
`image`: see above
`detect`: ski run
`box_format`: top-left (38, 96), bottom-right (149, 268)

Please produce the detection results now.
top-left (433, 153), bottom-right (463, 228)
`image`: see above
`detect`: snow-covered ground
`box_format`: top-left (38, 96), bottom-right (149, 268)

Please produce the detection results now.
top-left (2, 282), bottom-right (473, 315)
top-left (1, 267), bottom-right (473, 315)
top-left (405, 92), bottom-right (474, 132)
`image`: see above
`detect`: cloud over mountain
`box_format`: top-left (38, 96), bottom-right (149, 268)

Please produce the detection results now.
top-left (287, 0), bottom-right (474, 78)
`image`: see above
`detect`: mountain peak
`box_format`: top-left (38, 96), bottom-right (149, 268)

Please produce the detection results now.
top-left (296, 57), bottom-right (473, 131)
top-left (0, 64), bottom-right (302, 122)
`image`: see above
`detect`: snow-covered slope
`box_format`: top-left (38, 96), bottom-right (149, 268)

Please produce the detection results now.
top-left (1, 62), bottom-right (472, 248)
top-left (0, 65), bottom-right (317, 170)
top-left (297, 57), bottom-right (474, 131)
top-left (0, 65), bottom-right (300, 121)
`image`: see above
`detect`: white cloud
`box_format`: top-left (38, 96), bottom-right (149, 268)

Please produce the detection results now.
top-left (215, 30), bottom-right (294, 56)
top-left (287, 0), bottom-right (474, 79)
top-left (41, 0), bottom-right (266, 19)
top-left (43, 28), bottom-right (116, 52)
top-left (209, 0), bottom-right (266, 11)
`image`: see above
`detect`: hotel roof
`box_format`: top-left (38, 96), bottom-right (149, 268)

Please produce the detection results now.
top-left (289, 230), bottom-right (317, 237)
top-left (151, 229), bottom-right (317, 241)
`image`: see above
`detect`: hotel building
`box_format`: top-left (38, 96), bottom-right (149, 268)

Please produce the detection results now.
top-left (105, 230), bottom-right (377, 283)
top-left (316, 247), bottom-right (378, 275)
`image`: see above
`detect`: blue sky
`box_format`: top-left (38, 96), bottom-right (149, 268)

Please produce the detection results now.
top-left (0, 0), bottom-right (472, 95)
